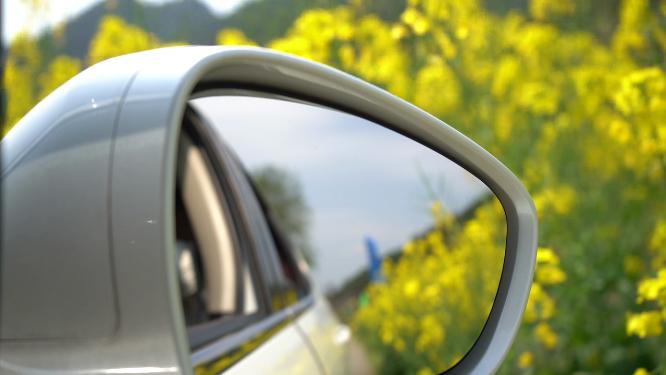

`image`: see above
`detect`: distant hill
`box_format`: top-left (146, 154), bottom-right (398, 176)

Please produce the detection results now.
top-left (7, 0), bottom-right (624, 65)
top-left (38, 0), bottom-right (214, 63)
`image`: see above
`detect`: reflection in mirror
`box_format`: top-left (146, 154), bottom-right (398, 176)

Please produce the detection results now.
top-left (189, 94), bottom-right (507, 374)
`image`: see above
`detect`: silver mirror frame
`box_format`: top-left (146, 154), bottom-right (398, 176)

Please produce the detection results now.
top-left (180, 47), bottom-right (537, 374)
top-left (1, 46), bottom-right (537, 374)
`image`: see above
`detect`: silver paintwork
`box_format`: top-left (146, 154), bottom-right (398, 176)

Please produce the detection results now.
top-left (0, 46), bottom-right (537, 374)
top-left (295, 286), bottom-right (350, 375)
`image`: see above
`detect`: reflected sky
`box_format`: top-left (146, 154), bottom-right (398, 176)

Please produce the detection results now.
top-left (191, 96), bottom-right (490, 290)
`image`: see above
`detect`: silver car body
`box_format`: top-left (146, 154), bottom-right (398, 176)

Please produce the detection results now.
top-left (0, 47), bottom-right (538, 374)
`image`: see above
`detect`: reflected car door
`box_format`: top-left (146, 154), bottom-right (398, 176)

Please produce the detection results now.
top-left (294, 290), bottom-right (350, 375)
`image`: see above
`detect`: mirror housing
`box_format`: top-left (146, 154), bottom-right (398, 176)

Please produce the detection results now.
top-left (0, 46), bottom-right (537, 374)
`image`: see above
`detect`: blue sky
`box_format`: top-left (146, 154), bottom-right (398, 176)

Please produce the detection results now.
top-left (3, 0), bottom-right (249, 44)
top-left (191, 96), bottom-right (492, 291)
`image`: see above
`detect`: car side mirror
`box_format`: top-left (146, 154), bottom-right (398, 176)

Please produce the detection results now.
top-left (0, 46), bottom-right (537, 374)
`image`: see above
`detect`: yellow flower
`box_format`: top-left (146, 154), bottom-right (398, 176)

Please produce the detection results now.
top-left (530, 0), bottom-right (575, 21)
top-left (38, 55), bottom-right (81, 100)
top-left (404, 279), bottom-right (420, 298)
top-left (650, 220), bottom-right (666, 256)
top-left (216, 28), bottom-right (257, 46)
top-left (535, 322), bottom-right (558, 349)
top-left (339, 44), bottom-right (355, 69)
top-left (391, 24), bottom-right (408, 40)
top-left (533, 186), bottom-right (577, 218)
top-left (491, 56), bottom-right (520, 99)
top-left (433, 28), bottom-right (457, 59)
top-left (636, 270), bottom-right (666, 303)
top-left (627, 311), bottom-right (663, 338)
top-left (401, 7), bottom-right (419, 25)
top-left (537, 247), bottom-right (560, 265)
top-left (517, 351), bottom-right (534, 369)
top-left (88, 15), bottom-right (172, 65)
top-left (455, 27), bottom-right (469, 40)
top-left (4, 36), bottom-right (40, 133)
top-left (416, 367), bottom-right (435, 375)
top-left (536, 265), bottom-right (567, 285)
top-left (633, 368), bottom-right (650, 375)
top-left (412, 18), bottom-right (430, 36)
top-left (414, 62), bottom-right (461, 115)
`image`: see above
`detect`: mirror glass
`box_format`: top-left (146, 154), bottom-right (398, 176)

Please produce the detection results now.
top-left (189, 94), bottom-right (507, 373)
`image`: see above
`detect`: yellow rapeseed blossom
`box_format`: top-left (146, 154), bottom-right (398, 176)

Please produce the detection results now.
top-left (536, 247), bottom-right (560, 265)
top-left (216, 28), bottom-right (257, 46)
top-left (401, 7), bottom-right (430, 35)
top-left (636, 269), bottom-right (666, 304)
top-left (391, 24), bottom-right (409, 40)
top-left (536, 264), bottom-right (567, 285)
top-left (3, 32), bottom-right (41, 134)
top-left (535, 322), bottom-right (558, 349)
top-left (414, 62), bottom-right (461, 115)
top-left (524, 283), bottom-right (556, 323)
top-left (491, 56), bottom-right (521, 99)
top-left (530, 0), bottom-right (575, 21)
top-left (38, 55), bottom-right (81, 100)
top-left (416, 367), bottom-right (435, 375)
top-left (650, 220), bottom-right (666, 269)
top-left (532, 185), bottom-right (577, 218)
top-left (87, 15), bottom-right (185, 66)
top-left (517, 351), bottom-right (534, 369)
top-left (627, 311), bottom-right (663, 338)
